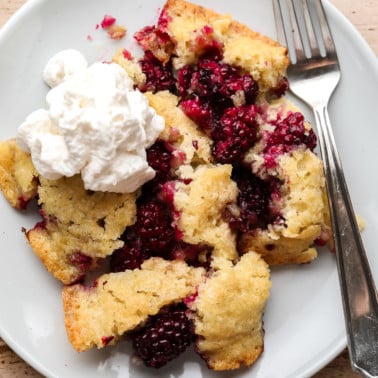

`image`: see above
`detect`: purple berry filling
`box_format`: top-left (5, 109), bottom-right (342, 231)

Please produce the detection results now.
top-left (110, 240), bottom-right (148, 272)
top-left (211, 105), bottom-right (259, 164)
top-left (223, 165), bottom-right (281, 233)
top-left (263, 112), bottom-right (317, 168)
top-left (68, 252), bottom-right (93, 272)
top-left (176, 48), bottom-right (261, 164)
top-left (138, 51), bottom-right (177, 93)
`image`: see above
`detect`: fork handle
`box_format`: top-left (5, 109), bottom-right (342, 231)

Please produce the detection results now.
top-left (314, 104), bottom-right (378, 378)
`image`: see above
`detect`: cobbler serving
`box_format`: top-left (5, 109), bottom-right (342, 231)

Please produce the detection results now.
top-left (0, 0), bottom-right (330, 371)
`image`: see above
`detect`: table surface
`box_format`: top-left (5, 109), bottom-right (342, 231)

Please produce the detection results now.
top-left (0, 0), bottom-right (377, 377)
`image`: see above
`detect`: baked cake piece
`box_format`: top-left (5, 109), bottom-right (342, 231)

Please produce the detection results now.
top-left (0, 139), bottom-right (39, 209)
top-left (27, 174), bottom-right (138, 284)
top-left (237, 100), bottom-right (328, 264)
top-left (172, 163), bottom-right (239, 269)
top-left (188, 252), bottom-right (271, 370)
top-left (62, 257), bottom-right (205, 352)
top-left (132, 0), bottom-right (289, 95)
top-left (240, 149), bottom-right (326, 264)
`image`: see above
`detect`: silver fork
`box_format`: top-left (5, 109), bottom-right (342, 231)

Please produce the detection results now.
top-left (273, 0), bottom-right (378, 376)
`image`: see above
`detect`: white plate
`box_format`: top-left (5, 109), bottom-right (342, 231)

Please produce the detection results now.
top-left (0, 1), bottom-right (377, 377)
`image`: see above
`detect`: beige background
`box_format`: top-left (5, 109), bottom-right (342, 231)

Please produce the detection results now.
top-left (0, 0), bottom-right (377, 377)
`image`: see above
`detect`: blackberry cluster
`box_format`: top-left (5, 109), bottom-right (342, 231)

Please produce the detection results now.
top-left (177, 51), bottom-right (260, 164)
top-left (265, 112), bottom-right (317, 154)
top-left (177, 53), bottom-right (258, 108)
top-left (109, 197), bottom-right (207, 271)
top-left (138, 51), bottom-right (177, 93)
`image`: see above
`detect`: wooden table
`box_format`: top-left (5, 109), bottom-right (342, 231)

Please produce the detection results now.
top-left (0, 0), bottom-right (377, 377)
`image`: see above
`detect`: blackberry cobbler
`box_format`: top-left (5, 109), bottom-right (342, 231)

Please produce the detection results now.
top-left (0, 0), bottom-right (329, 372)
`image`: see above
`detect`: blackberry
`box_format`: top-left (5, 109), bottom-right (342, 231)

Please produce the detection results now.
top-left (132, 305), bottom-right (194, 368)
top-left (177, 64), bottom-right (194, 98)
top-left (179, 97), bottom-right (214, 132)
top-left (227, 165), bottom-right (274, 232)
top-left (109, 198), bottom-right (175, 271)
top-left (109, 241), bottom-right (148, 272)
top-left (211, 105), bottom-right (259, 164)
top-left (183, 59), bottom-right (225, 101)
top-left (133, 198), bottom-right (175, 256)
top-left (146, 141), bottom-right (173, 189)
top-left (177, 48), bottom-right (259, 162)
top-left (262, 112), bottom-right (317, 168)
top-left (266, 112), bottom-right (317, 152)
top-left (177, 50), bottom-right (258, 126)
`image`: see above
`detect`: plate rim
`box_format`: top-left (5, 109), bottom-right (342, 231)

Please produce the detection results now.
top-left (0, 1), bottom-right (376, 377)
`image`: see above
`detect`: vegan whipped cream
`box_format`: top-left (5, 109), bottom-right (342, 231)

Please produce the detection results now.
top-left (17, 49), bottom-right (164, 193)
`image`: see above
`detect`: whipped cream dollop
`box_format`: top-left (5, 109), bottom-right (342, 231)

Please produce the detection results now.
top-left (17, 49), bottom-right (165, 193)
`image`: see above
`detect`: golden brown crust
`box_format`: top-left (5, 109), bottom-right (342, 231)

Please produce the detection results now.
top-left (0, 139), bottom-right (39, 209)
top-left (0, 141), bottom-right (138, 284)
top-left (27, 175), bottom-right (138, 284)
top-left (163, 0), bottom-right (283, 49)
top-left (62, 258), bottom-right (205, 352)
top-left (239, 233), bottom-right (318, 265)
top-left (189, 252), bottom-right (271, 370)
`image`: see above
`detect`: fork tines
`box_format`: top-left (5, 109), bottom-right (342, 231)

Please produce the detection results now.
top-left (273, 0), bottom-right (338, 64)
